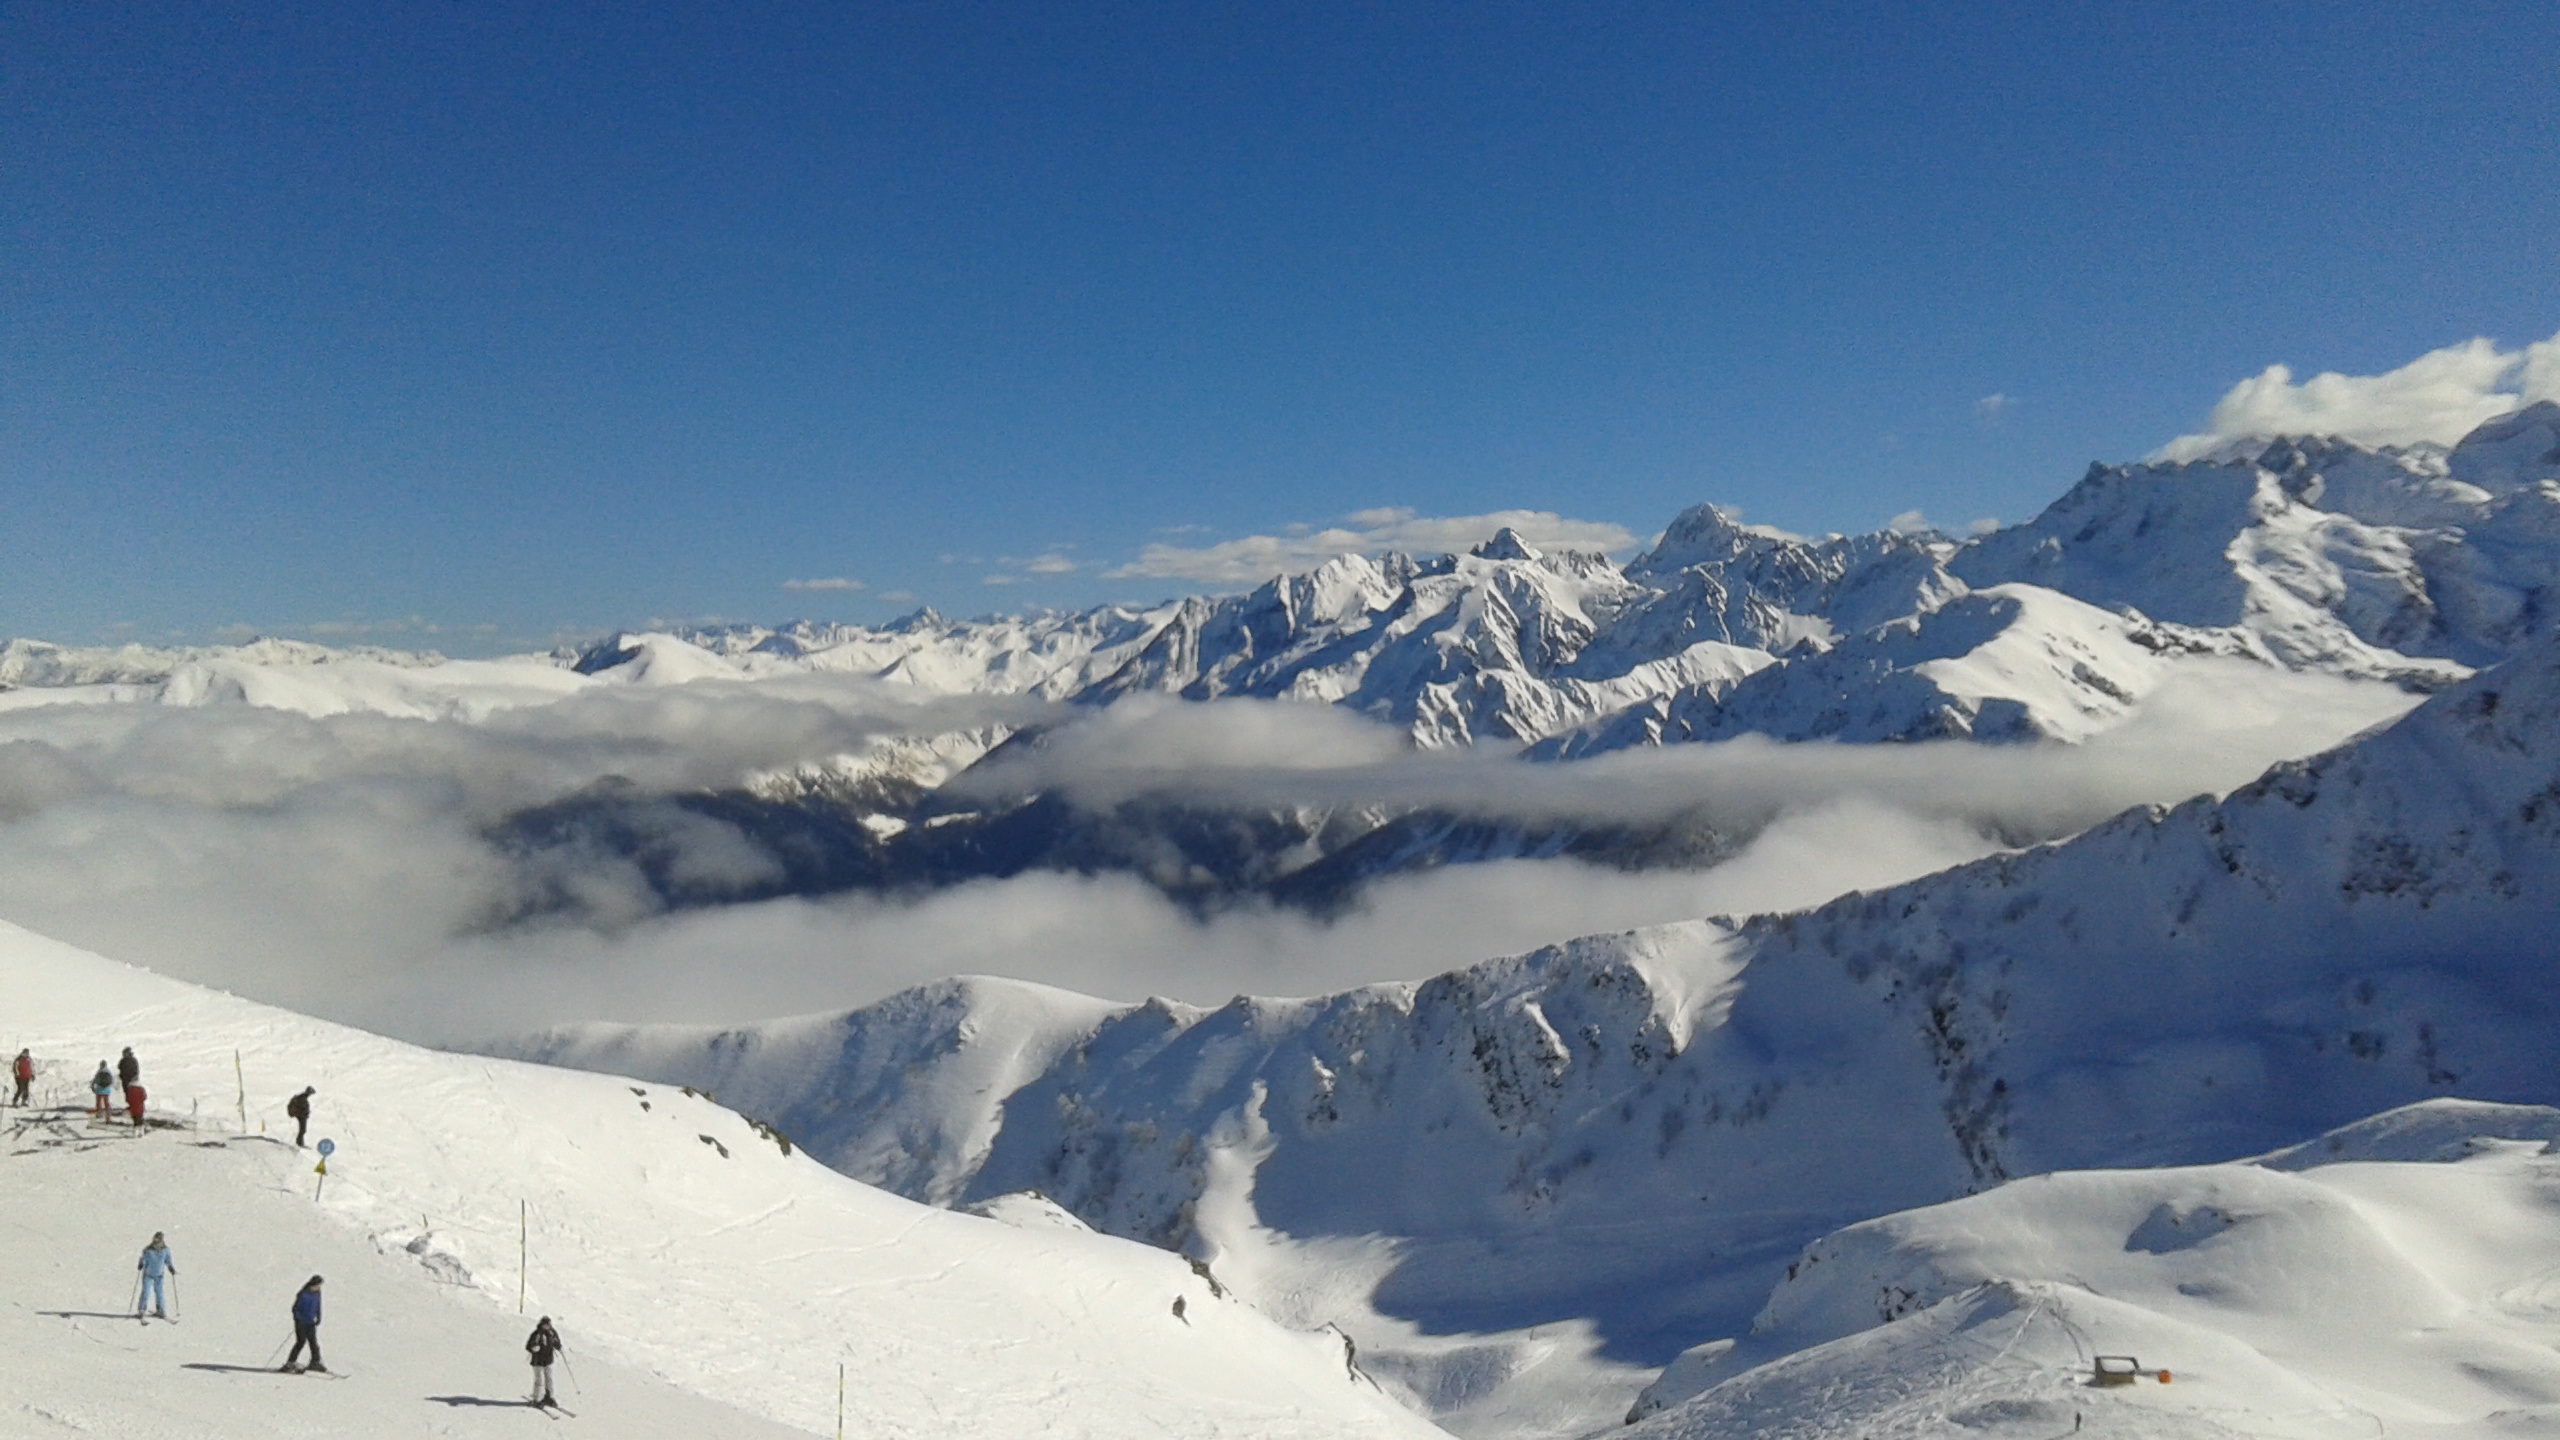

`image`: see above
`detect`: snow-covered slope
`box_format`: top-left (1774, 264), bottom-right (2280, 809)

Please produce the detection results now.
top-left (0, 922), bottom-right (1446, 1440)
top-left (1626, 1099), bottom-right (2560, 1439)
top-left (3, 1114), bottom-right (808, 1439)
top-left (507, 621), bottom-right (2560, 1435)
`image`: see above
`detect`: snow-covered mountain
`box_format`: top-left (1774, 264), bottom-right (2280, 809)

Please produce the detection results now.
top-left (1626, 1099), bottom-right (2560, 1439)
top-left (5, 410), bottom-right (2556, 917)
top-left (15, 407), bottom-right (2554, 757)
top-left (0, 920), bottom-right (1446, 1440)
top-left (506, 616), bottom-right (2560, 1436)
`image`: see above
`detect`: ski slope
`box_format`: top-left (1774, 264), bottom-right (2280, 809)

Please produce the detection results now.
top-left (0, 922), bottom-right (1446, 1440)
top-left (1627, 1101), bottom-right (2560, 1439)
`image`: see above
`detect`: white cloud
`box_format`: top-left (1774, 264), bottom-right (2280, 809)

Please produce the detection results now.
top-left (2153, 328), bottom-right (2560, 461)
top-left (0, 658), bottom-right (2421, 1042)
top-left (954, 665), bottom-right (2419, 837)
top-left (1884, 511), bottom-right (2000, 537)
top-left (1106, 507), bottom-right (1640, 587)
top-left (1975, 393), bottom-right (2014, 424)
top-left (782, 577), bottom-right (865, 593)
top-left (1023, 554), bottom-right (1078, 575)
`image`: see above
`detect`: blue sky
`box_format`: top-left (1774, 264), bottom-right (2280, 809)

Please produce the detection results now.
top-left (6, 1), bottom-right (2557, 652)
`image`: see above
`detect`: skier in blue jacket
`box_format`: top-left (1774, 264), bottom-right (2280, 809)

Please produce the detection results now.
top-left (282, 1276), bottom-right (326, 1373)
top-left (136, 1233), bottom-right (176, 1319)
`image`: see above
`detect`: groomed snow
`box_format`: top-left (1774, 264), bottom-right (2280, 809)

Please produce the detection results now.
top-left (0, 922), bottom-right (1448, 1439)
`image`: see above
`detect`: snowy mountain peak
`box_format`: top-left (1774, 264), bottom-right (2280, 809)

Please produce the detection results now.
top-left (2450, 398), bottom-right (2560, 492)
top-left (1625, 503), bottom-right (1779, 580)
top-left (1469, 527), bottom-right (1543, 562)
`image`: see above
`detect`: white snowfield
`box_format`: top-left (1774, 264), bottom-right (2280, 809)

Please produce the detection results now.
top-left (0, 923), bottom-right (1449, 1440)
top-left (1627, 1099), bottom-right (2560, 1440)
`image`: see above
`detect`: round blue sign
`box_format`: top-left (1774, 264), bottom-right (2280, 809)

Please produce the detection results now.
top-left (316, 1139), bottom-right (336, 1158)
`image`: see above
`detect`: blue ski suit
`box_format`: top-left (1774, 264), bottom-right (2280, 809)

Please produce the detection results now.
top-left (137, 1242), bottom-right (175, 1316)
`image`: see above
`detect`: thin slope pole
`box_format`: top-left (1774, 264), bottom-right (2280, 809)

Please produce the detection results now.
top-left (838, 1361), bottom-right (845, 1440)
top-left (519, 1199), bottom-right (528, 1314)
top-left (234, 1051), bottom-right (245, 1135)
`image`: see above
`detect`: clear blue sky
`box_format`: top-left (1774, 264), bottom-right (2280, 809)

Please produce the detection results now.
top-left (7, 2), bottom-right (2557, 651)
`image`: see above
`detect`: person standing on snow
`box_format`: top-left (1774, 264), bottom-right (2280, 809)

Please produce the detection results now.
top-left (89, 1062), bottom-right (114, 1119)
top-left (117, 1048), bottom-right (142, 1123)
top-left (136, 1233), bottom-right (177, 1319)
top-left (287, 1087), bottom-right (316, 1148)
top-left (525, 1316), bottom-right (564, 1406)
top-left (10, 1049), bottom-right (30, 1107)
top-left (282, 1275), bottom-right (326, 1373)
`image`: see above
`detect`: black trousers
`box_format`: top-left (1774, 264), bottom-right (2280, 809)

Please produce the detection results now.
top-left (294, 1114), bottom-right (309, 1147)
top-left (9, 1078), bottom-right (24, 1105)
top-left (287, 1321), bottom-right (322, 1369)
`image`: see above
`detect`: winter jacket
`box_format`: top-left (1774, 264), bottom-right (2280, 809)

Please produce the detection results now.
top-left (292, 1288), bottom-right (322, 1326)
top-left (11, 1054), bottom-right (30, 1083)
top-left (526, 1326), bottom-right (561, 1366)
top-left (117, 1054), bottom-right (139, 1086)
top-left (139, 1245), bottom-right (174, 1279)
top-left (91, 1068), bottom-right (114, 1096)
top-left (287, 1092), bottom-right (311, 1120)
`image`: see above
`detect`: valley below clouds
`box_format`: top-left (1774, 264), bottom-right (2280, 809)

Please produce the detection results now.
top-left (0, 654), bottom-right (2417, 1042)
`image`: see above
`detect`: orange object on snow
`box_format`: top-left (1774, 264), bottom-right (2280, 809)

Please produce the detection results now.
top-left (2157, 1369), bottom-right (2173, 1383)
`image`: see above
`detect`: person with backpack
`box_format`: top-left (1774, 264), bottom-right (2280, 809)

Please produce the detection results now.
top-left (282, 1276), bottom-right (326, 1373)
top-left (117, 1049), bottom-right (142, 1122)
top-left (287, 1087), bottom-right (316, 1148)
top-left (89, 1062), bottom-right (114, 1120)
top-left (10, 1049), bottom-right (30, 1107)
top-left (525, 1317), bottom-right (564, 1406)
top-left (136, 1233), bottom-right (177, 1319)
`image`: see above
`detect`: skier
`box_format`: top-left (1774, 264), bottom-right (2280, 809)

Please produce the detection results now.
top-left (287, 1087), bottom-right (316, 1148)
top-left (117, 1047), bottom-right (139, 1090)
top-left (136, 1233), bottom-right (177, 1319)
top-left (125, 1080), bottom-right (147, 1126)
top-left (10, 1049), bottom-right (30, 1107)
top-left (525, 1316), bottom-right (563, 1407)
top-left (89, 1061), bottom-right (114, 1120)
top-left (282, 1275), bottom-right (326, 1373)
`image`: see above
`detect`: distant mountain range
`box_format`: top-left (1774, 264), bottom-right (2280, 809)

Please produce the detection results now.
top-left (11, 403), bottom-right (2552, 915)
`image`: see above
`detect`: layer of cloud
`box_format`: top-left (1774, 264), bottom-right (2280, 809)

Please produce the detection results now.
top-left (2153, 328), bottom-right (2560, 461)
top-left (1107, 508), bottom-right (1640, 587)
top-left (0, 659), bottom-right (2419, 1044)
top-left (782, 577), bottom-right (865, 592)
top-left (955, 661), bottom-right (2419, 840)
